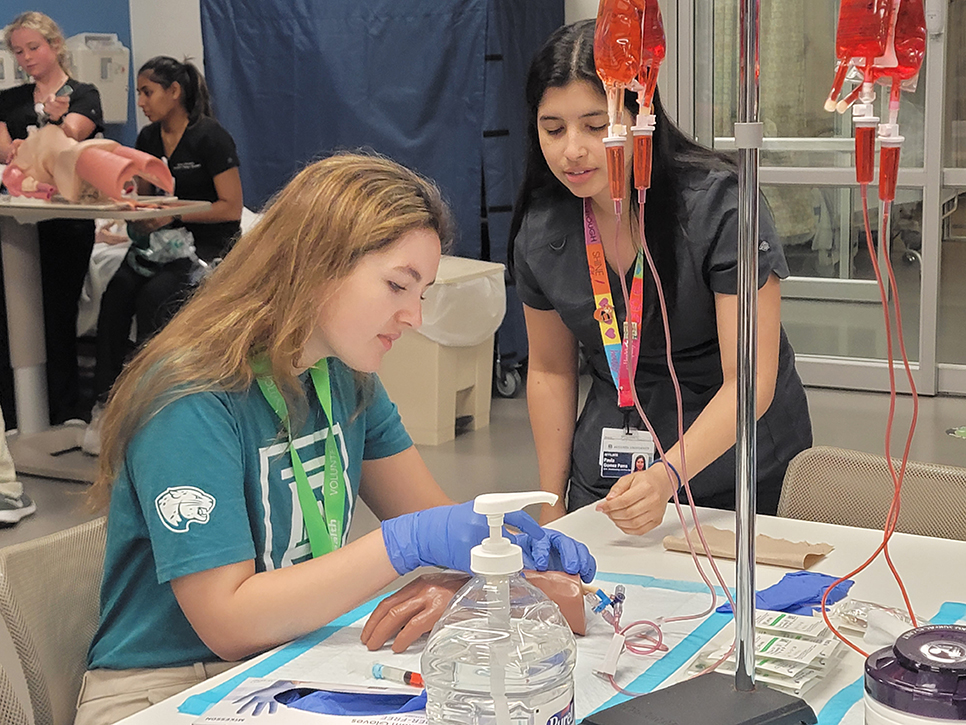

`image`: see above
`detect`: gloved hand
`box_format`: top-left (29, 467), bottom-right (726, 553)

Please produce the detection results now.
top-left (381, 501), bottom-right (596, 582)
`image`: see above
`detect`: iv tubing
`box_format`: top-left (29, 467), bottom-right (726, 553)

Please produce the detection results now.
top-left (597, 192), bottom-right (738, 694)
top-left (819, 186), bottom-right (919, 658)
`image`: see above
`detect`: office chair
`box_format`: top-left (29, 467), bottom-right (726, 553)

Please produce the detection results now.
top-left (0, 662), bottom-right (30, 725)
top-left (777, 446), bottom-right (966, 541)
top-left (0, 517), bottom-right (107, 725)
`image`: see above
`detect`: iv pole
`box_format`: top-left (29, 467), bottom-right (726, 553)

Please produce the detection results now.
top-left (734, 0), bottom-right (763, 695)
top-left (587, 2), bottom-right (816, 721)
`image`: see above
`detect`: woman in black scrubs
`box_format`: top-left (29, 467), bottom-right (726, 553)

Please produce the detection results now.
top-left (509, 20), bottom-right (812, 534)
top-left (1, 11), bottom-right (104, 425)
top-left (92, 56), bottom-right (243, 410)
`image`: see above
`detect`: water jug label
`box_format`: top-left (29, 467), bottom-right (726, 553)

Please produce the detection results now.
top-left (542, 692), bottom-right (575, 725)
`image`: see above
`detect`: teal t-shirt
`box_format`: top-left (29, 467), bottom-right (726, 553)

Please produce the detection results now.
top-left (88, 359), bottom-right (412, 669)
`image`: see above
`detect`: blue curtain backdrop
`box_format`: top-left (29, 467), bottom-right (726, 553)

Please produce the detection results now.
top-left (200, 0), bottom-right (486, 257)
top-left (199, 0), bottom-right (562, 359)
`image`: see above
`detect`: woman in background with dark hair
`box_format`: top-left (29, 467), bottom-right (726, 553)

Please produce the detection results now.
top-left (89, 57), bottom-right (243, 444)
top-left (509, 19), bottom-right (811, 534)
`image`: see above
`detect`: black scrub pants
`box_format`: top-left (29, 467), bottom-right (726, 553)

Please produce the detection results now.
top-left (93, 257), bottom-right (193, 403)
top-left (38, 218), bottom-right (96, 425)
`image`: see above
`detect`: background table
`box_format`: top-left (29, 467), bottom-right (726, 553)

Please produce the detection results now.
top-left (0, 196), bottom-right (210, 482)
top-left (113, 503), bottom-right (966, 724)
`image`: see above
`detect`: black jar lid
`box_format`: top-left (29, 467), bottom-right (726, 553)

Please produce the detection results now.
top-left (865, 625), bottom-right (966, 720)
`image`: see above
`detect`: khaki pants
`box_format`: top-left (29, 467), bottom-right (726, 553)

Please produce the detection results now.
top-left (0, 405), bottom-right (21, 497)
top-left (74, 661), bottom-right (240, 725)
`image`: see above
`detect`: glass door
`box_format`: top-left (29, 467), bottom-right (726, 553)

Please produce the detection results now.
top-left (690, 0), bottom-right (949, 395)
top-left (938, 0), bottom-right (966, 393)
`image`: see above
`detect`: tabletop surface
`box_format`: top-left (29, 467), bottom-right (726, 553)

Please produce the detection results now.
top-left (0, 195), bottom-right (211, 224)
top-left (115, 504), bottom-right (966, 724)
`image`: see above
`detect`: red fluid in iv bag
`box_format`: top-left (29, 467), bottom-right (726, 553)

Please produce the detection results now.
top-left (827, 0), bottom-right (897, 106)
top-left (594, 0), bottom-right (643, 88)
top-left (605, 141), bottom-right (626, 202)
top-left (888, 0), bottom-right (925, 81)
top-left (633, 134), bottom-right (652, 191)
top-left (636, 0), bottom-right (666, 110)
top-left (865, 0), bottom-right (925, 86)
top-left (835, 0), bottom-right (895, 61)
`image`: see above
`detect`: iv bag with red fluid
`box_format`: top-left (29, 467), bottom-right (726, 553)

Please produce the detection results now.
top-left (872, 0), bottom-right (926, 84)
top-left (633, 0), bottom-right (665, 192)
top-left (826, 0), bottom-right (897, 109)
top-left (594, 0), bottom-right (643, 91)
top-left (595, 0), bottom-right (642, 205)
top-left (636, 0), bottom-right (665, 110)
top-left (837, 0), bottom-right (895, 60)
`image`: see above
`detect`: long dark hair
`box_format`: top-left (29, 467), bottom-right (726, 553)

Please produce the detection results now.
top-left (138, 56), bottom-right (213, 123)
top-left (508, 19), bottom-right (735, 337)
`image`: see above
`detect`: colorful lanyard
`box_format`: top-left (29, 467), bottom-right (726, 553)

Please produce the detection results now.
top-left (583, 198), bottom-right (645, 409)
top-left (254, 360), bottom-right (346, 558)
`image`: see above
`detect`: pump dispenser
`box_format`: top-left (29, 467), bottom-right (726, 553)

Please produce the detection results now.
top-left (422, 492), bottom-right (578, 725)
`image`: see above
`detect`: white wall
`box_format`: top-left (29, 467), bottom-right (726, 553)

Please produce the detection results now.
top-left (565, 0), bottom-right (598, 23)
top-left (128, 0), bottom-right (205, 130)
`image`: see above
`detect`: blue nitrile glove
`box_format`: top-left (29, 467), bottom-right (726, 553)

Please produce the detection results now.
top-left (717, 571), bottom-right (854, 615)
top-left (381, 501), bottom-right (597, 582)
top-left (277, 687), bottom-right (427, 716)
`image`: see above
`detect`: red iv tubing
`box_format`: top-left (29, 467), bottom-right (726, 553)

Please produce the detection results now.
top-left (593, 0), bottom-right (741, 692)
top-left (819, 0), bottom-right (925, 657)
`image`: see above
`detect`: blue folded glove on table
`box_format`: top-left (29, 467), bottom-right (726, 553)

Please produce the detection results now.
top-left (278, 687), bottom-right (427, 716)
top-left (381, 501), bottom-right (597, 582)
top-left (717, 570), bottom-right (854, 615)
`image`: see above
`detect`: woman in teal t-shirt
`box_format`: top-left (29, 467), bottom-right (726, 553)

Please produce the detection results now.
top-left (78, 153), bottom-right (596, 725)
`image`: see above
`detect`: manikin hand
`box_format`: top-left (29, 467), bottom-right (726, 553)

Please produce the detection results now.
top-left (361, 572), bottom-right (469, 653)
top-left (596, 465), bottom-right (674, 535)
top-left (361, 570), bottom-right (588, 653)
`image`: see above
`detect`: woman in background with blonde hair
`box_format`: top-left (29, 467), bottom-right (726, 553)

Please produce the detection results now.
top-left (77, 152), bottom-right (595, 725)
top-left (0, 11), bottom-right (105, 425)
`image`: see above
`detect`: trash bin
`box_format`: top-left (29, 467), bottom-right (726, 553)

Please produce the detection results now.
top-left (378, 255), bottom-right (506, 445)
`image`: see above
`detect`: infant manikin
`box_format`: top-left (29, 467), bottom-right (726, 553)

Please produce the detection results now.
top-left (3, 125), bottom-right (173, 203)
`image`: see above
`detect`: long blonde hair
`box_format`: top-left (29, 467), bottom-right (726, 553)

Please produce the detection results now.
top-left (88, 152), bottom-right (453, 511)
top-left (4, 12), bottom-right (70, 73)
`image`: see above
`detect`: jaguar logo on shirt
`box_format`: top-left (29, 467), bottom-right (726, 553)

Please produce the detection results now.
top-left (155, 486), bottom-right (216, 533)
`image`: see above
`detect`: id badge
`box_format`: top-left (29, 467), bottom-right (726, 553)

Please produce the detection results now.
top-left (599, 427), bottom-right (655, 479)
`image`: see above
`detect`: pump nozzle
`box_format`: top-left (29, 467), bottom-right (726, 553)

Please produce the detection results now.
top-left (471, 491), bottom-right (557, 576)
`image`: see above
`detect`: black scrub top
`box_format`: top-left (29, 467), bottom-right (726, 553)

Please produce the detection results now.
top-left (135, 116), bottom-right (241, 261)
top-left (512, 167), bottom-right (812, 515)
top-left (0, 79), bottom-right (104, 140)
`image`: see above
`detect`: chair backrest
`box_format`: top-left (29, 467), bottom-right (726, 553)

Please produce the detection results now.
top-left (777, 446), bottom-right (966, 540)
top-left (0, 662), bottom-right (30, 725)
top-left (0, 517), bottom-right (107, 725)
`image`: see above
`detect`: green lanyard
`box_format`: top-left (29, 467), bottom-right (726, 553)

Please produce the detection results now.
top-left (254, 360), bottom-right (346, 558)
